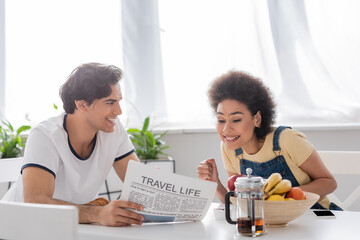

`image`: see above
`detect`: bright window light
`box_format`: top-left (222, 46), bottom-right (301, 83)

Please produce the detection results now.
top-left (4, 0), bottom-right (123, 126)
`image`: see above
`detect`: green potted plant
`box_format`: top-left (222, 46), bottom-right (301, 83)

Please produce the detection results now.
top-left (127, 116), bottom-right (170, 160)
top-left (0, 120), bottom-right (31, 159)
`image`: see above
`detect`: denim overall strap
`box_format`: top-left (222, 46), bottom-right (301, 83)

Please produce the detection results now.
top-left (237, 126), bottom-right (300, 187)
top-left (272, 126), bottom-right (292, 153)
top-left (235, 126), bottom-right (292, 159)
top-left (311, 202), bottom-right (343, 211)
top-left (235, 148), bottom-right (243, 157)
top-left (235, 147), bottom-right (244, 165)
top-left (236, 126), bottom-right (293, 167)
top-left (239, 157), bottom-right (300, 187)
top-left (236, 126), bottom-right (342, 211)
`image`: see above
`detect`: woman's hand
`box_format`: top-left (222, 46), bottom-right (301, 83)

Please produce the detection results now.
top-left (96, 200), bottom-right (145, 227)
top-left (197, 158), bottom-right (230, 203)
top-left (197, 158), bottom-right (219, 182)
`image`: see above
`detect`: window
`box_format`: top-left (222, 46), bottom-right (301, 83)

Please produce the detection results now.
top-left (2, 0), bottom-right (360, 129)
top-left (2, 0), bottom-right (123, 126)
top-left (155, 0), bottom-right (360, 128)
top-left (158, 0), bottom-right (277, 128)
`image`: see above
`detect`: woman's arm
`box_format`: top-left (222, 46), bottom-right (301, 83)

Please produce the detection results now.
top-left (298, 149), bottom-right (337, 197)
top-left (197, 158), bottom-right (238, 203)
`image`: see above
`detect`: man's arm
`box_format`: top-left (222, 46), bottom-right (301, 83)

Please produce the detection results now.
top-left (113, 152), bottom-right (140, 182)
top-left (22, 167), bottom-right (144, 226)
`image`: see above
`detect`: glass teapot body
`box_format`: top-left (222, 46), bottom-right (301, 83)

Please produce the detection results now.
top-left (225, 168), bottom-right (266, 237)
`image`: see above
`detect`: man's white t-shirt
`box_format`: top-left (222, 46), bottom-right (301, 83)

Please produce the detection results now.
top-left (2, 113), bottom-right (134, 204)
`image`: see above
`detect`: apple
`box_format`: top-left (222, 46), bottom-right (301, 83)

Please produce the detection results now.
top-left (285, 187), bottom-right (306, 200)
top-left (227, 174), bottom-right (244, 191)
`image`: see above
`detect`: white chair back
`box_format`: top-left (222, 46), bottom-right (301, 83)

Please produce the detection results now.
top-left (318, 151), bottom-right (360, 210)
top-left (0, 157), bottom-right (23, 182)
top-left (0, 201), bottom-right (78, 240)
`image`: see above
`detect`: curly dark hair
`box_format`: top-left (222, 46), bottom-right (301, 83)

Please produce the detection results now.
top-left (59, 63), bottom-right (123, 114)
top-left (208, 70), bottom-right (276, 139)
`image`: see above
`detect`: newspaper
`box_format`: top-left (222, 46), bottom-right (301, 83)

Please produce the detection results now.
top-left (120, 160), bottom-right (217, 223)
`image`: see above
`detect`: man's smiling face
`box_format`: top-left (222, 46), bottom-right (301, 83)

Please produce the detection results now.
top-left (85, 83), bottom-right (123, 133)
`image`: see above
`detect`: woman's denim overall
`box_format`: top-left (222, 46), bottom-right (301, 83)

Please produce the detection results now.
top-left (235, 126), bottom-right (342, 211)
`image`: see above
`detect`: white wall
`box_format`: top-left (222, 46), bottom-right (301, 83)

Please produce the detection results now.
top-left (2, 126), bottom-right (359, 210)
top-left (162, 126), bottom-right (360, 210)
top-left (163, 126), bottom-right (360, 180)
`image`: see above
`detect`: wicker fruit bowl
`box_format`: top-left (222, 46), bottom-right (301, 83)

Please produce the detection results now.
top-left (264, 191), bottom-right (319, 227)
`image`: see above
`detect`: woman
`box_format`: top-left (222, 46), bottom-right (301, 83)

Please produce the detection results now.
top-left (197, 70), bottom-right (341, 210)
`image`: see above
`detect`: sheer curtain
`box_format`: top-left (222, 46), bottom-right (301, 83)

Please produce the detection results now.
top-left (2, 0), bottom-right (360, 129)
top-left (2, 0), bottom-right (123, 127)
top-left (0, 0), bottom-right (5, 118)
top-left (121, 0), bottom-right (167, 127)
top-left (130, 0), bottom-right (359, 128)
top-left (269, 0), bottom-right (360, 124)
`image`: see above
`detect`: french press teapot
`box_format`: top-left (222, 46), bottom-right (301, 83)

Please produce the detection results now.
top-left (225, 168), bottom-right (266, 238)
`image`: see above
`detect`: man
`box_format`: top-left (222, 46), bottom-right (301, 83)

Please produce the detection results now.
top-left (3, 63), bottom-right (144, 226)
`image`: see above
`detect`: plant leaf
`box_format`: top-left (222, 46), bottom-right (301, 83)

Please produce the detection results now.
top-left (16, 135), bottom-right (23, 146)
top-left (127, 128), bottom-right (141, 134)
top-left (16, 125), bottom-right (31, 136)
top-left (158, 130), bottom-right (168, 138)
top-left (158, 151), bottom-right (169, 156)
top-left (128, 116), bottom-right (170, 160)
top-left (130, 139), bottom-right (142, 147)
top-left (2, 120), bottom-right (14, 132)
top-left (142, 117), bottom-right (150, 133)
top-left (156, 139), bottom-right (166, 146)
top-left (146, 131), bottom-right (155, 148)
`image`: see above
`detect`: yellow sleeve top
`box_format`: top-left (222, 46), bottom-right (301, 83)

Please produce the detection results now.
top-left (221, 127), bottom-right (330, 208)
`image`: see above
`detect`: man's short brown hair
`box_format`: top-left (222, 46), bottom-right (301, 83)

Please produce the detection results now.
top-left (60, 63), bottom-right (122, 114)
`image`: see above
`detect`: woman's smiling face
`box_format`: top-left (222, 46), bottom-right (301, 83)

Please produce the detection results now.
top-left (216, 99), bottom-right (261, 151)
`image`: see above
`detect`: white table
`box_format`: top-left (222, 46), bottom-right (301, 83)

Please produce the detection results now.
top-left (78, 203), bottom-right (359, 240)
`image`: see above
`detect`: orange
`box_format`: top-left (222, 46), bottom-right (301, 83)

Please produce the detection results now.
top-left (285, 187), bottom-right (306, 200)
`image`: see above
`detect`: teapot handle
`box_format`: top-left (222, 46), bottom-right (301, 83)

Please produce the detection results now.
top-left (225, 191), bottom-right (236, 224)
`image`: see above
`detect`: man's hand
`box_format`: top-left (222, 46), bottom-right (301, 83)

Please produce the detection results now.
top-left (96, 200), bottom-right (144, 227)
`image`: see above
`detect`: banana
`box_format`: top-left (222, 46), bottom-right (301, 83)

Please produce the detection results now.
top-left (268, 179), bottom-right (292, 195)
top-left (264, 173), bottom-right (292, 197)
top-left (264, 173), bottom-right (282, 193)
